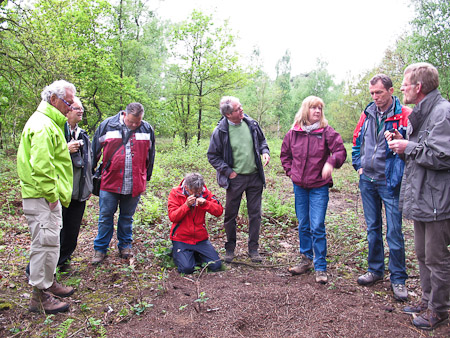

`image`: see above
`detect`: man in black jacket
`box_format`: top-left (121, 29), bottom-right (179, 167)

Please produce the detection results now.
top-left (207, 96), bottom-right (270, 263)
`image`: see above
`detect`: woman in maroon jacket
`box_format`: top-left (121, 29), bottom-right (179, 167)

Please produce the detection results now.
top-left (168, 173), bottom-right (223, 274)
top-left (280, 96), bottom-right (346, 284)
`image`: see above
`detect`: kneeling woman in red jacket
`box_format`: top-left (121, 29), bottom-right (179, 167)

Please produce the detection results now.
top-left (281, 96), bottom-right (346, 284)
top-left (168, 173), bottom-right (223, 274)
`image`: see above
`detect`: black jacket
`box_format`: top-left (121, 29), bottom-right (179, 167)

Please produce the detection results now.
top-left (207, 115), bottom-right (270, 189)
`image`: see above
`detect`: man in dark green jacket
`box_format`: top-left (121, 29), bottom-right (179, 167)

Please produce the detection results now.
top-left (388, 63), bottom-right (450, 331)
top-left (17, 80), bottom-right (76, 314)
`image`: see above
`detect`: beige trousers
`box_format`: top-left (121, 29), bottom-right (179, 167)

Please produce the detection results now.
top-left (23, 198), bottom-right (62, 289)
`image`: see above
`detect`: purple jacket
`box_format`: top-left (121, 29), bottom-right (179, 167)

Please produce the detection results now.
top-left (280, 125), bottom-right (346, 189)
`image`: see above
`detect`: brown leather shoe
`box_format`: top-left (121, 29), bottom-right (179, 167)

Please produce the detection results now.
top-left (29, 289), bottom-right (70, 314)
top-left (412, 309), bottom-right (449, 331)
top-left (288, 254), bottom-right (313, 275)
top-left (119, 248), bottom-right (133, 259)
top-left (92, 250), bottom-right (106, 265)
top-left (46, 280), bottom-right (75, 298)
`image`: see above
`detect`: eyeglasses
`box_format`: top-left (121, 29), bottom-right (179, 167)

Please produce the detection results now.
top-left (60, 97), bottom-right (73, 109)
top-left (401, 83), bottom-right (417, 89)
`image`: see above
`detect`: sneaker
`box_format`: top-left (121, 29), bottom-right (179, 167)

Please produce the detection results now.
top-left (249, 251), bottom-right (262, 263)
top-left (29, 289), bottom-right (70, 314)
top-left (224, 250), bottom-right (235, 263)
top-left (46, 280), bottom-right (75, 298)
top-left (315, 271), bottom-right (328, 284)
top-left (412, 309), bottom-right (449, 331)
top-left (92, 250), bottom-right (106, 265)
top-left (391, 283), bottom-right (408, 301)
top-left (403, 300), bottom-right (428, 314)
top-left (119, 248), bottom-right (133, 259)
top-left (288, 254), bottom-right (313, 275)
top-left (357, 272), bottom-right (383, 286)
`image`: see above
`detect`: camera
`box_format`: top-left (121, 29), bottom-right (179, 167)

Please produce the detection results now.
top-left (77, 139), bottom-right (84, 147)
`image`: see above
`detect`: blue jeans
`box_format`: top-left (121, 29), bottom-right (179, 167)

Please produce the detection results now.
top-left (172, 240), bottom-right (222, 274)
top-left (94, 190), bottom-right (140, 253)
top-left (359, 175), bottom-right (407, 284)
top-left (293, 183), bottom-right (329, 271)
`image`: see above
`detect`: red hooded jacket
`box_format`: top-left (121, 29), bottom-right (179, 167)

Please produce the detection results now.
top-left (168, 181), bottom-right (223, 245)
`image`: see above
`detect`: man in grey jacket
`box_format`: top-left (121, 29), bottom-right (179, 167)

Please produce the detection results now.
top-left (388, 62), bottom-right (450, 331)
top-left (207, 96), bottom-right (270, 263)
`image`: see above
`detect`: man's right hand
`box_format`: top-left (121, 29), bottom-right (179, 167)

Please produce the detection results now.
top-left (358, 168), bottom-right (363, 175)
top-left (185, 195), bottom-right (197, 207)
top-left (229, 171), bottom-right (237, 179)
top-left (67, 140), bottom-right (80, 154)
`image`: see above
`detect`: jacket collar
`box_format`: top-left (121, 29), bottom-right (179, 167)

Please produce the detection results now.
top-left (365, 96), bottom-right (402, 119)
top-left (409, 89), bottom-right (441, 130)
top-left (37, 101), bottom-right (68, 129)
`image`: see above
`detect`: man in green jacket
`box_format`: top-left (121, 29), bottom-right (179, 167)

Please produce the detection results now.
top-left (17, 80), bottom-right (76, 314)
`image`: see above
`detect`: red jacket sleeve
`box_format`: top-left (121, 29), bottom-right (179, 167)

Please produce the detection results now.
top-left (167, 188), bottom-right (190, 223)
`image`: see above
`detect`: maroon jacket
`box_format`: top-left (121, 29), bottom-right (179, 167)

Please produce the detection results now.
top-left (168, 181), bottom-right (223, 245)
top-left (280, 125), bottom-right (346, 189)
top-left (92, 112), bottom-right (155, 197)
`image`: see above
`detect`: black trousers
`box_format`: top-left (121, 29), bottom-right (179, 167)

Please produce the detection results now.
top-left (224, 173), bottom-right (263, 252)
top-left (58, 199), bottom-right (86, 266)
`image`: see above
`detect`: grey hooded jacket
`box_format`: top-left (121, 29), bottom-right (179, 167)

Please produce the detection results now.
top-left (400, 89), bottom-right (450, 221)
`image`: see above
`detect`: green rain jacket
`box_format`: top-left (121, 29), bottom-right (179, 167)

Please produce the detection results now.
top-left (17, 101), bottom-right (73, 207)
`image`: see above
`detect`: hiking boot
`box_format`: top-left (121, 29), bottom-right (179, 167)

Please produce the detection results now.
top-left (29, 289), bottom-right (70, 314)
top-left (249, 250), bottom-right (262, 263)
top-left (315, 271), bottom-right (328, 284)
top-left (92, 250), bottom-right (106, 265)
top-left (119, 248), bottom-right (133, 259)
top-left (403, 300), bottom-right (428, 314)
top-left (46, 280), bottom-right (75, 298)
top-left (391, 283), bottom-right (408, 301)
top-left (357, 272), bottom-right (383, 286)
top-left (412, 309), bottom-right (449, 331)
top-left (288, 254), bottom-right (313, 275)
top-left (224, 250), bottom-right (235, 263)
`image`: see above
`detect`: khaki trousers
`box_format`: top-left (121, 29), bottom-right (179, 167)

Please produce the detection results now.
top-left (23, 198), bottom-right (62, 289)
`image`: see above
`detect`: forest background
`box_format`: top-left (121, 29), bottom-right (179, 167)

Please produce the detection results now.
top-left (1, 0), bottom-right (449, 149)
top-left (1, 1), bottom-right (450, 337)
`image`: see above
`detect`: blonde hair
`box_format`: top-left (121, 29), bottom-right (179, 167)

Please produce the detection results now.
top-left (292, 96), bottom-right (328, 129)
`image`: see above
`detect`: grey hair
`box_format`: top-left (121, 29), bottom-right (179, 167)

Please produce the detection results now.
top-left (126, 102), bottom-right (144, 118)
top-left (41, 80), bottom-right (76, 103)
top-left (73, 97), bottom-right (84, 111)
top-left (184, 173), bottom-right (204, 191)
top-left (219, 96), bottom-right (240, 116)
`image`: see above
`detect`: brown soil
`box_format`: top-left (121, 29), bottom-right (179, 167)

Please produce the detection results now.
top-left (1, 167), bottom-right (449, 337)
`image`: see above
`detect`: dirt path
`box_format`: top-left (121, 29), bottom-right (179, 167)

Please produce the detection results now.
top-left (108, 264), bottom-right (448, 338)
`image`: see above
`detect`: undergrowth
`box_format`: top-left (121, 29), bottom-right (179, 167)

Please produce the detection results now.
top-left (0, 140), bottom-right (417, 337)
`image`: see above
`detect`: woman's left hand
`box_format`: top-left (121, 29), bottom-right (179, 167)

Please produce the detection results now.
top-left (322, 162), bottom-right (333, 179)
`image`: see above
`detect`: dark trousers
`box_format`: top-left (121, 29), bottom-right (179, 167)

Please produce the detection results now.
top-left (172, 240), bottom-right (222, 274)
top-left (58, 199), bottom-right (86, 266)
top-left (414, 219), bottom-right (450, 313)
top-left (224, 173), bottom-right (263, 252)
